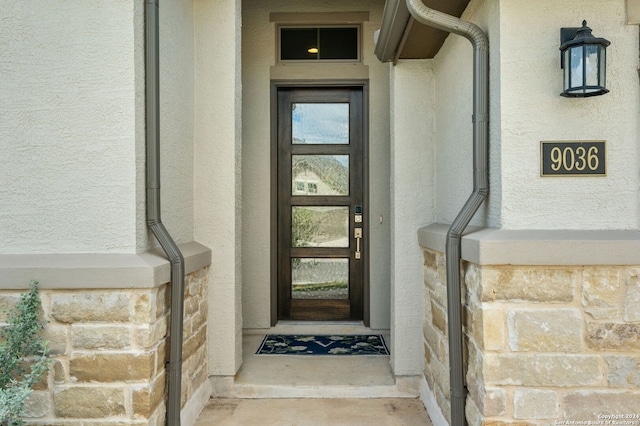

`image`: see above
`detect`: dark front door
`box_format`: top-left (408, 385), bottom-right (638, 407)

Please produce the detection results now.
top-left (276, 86), bottom-right (366, 321)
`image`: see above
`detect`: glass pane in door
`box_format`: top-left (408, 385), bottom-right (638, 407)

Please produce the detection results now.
top-left (292, 103), bottom-right (349, 144)
top-left (291, 155), bottom-right (349, 196)
top-left (291, 206), bottom-right (349, 248)
top-left (291, 258), bottom-right (349, 299)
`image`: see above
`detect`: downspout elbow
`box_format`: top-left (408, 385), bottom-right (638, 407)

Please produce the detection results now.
top-left (406, 0), bottom-right (487, 49)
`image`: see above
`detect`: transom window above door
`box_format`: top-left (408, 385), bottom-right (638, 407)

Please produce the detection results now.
top-left (278, 26), bottom-right (360, 62)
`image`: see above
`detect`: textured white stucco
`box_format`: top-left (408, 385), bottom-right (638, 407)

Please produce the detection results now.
top-left (498, 0), bottom-right (640, 230)
top-left (389, 60), bottom-right (435, 375)
top-left (431, 0), bottom-right (500, 229)
top-left (195, 0), bottom-right (243, 376)
top-left (138, 0), bottom-right (196, 252)
top-left (240, 0), bottom-right (275, 331)
top-left (367, 2), bottom-right (393, 332)
top-left (0, 1), bottom-right (138, 254)
top-left (241, 0), bottom-right (391, 330)
top-left (0, 0), bottom-right (195, 256)
top-left (428, 0), bottom-right (638, 231)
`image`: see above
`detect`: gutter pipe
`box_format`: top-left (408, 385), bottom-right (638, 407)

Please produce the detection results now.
top-left (405, 1), bottom-right (489, 425)
top-left (145, 1), bottom-right (186, 425)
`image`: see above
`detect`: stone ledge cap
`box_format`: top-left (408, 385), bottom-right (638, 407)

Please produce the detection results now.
top-left (418, 223), bottom-right (640, 265)
top-left (0, 241), bottom-right (211, 290)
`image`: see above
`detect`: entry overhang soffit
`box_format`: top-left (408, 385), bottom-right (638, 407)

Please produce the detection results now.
top-left (375, 0), bottom-right (471, 63)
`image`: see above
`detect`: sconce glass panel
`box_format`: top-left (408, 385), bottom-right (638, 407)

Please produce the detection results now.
top-left (599, 47), bottom-right (607, 88)
top-left (585, 45), bottom-right (600, 87)
top-left (563, 50), bottom-right (570, 88)
top-left (569, 46), bottom-right (583, 90)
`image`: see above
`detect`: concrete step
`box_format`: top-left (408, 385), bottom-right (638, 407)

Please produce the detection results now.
top-left (194, 398), bottom-right (434, 426)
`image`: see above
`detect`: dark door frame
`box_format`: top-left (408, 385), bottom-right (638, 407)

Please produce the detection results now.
top-left (270, 80), bottom-right (370, 326)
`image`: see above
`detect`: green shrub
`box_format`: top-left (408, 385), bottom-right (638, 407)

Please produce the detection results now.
top-left (0, 280), bottom-right (50, 425)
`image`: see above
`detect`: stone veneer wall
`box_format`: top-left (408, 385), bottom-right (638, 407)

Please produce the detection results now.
top-left (423, 248), bottom-right (640, 425)
top-left (0, 266), bottom-right (209, 425)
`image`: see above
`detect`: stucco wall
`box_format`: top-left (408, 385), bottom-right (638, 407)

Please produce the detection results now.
top-left (385, 0), bottom-right (497, 378)
top-left (0, 1), bottom-right (138, 254)
top-left (195, 0), bottom-right (243, 376)
top-left (241, 0), bottom-right (391, 330)
top-left (0, 0), bottom-right (195, 255)
top-left (389, 60), bottom-right (435, 374)
top-left (430, 0), bottom-right (501, 229)
top-left (429, 0), bottom-right (639, 231)
top-left (240, 0), bottom-right (274, 330)
top-left (140, 0), bottom-right (196, 252)
top-left (498, 0), bottom-right (640, 230)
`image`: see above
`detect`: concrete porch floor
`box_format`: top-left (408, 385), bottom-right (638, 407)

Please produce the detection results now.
top-left (196, 322), bottom-right (432, 425)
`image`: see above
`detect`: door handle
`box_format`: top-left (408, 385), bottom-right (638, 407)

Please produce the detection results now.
top-left (354, 228), bottom-right (362, 259)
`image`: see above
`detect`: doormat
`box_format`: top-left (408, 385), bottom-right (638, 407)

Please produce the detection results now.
top-left (255, 334), bottom-right (390, 356)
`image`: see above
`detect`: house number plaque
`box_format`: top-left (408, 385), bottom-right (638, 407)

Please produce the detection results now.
top-left (540, 140), bottom-right (606, 176)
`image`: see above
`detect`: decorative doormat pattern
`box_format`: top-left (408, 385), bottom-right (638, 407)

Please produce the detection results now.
top-left (255, 334), bottom-right (390, 356)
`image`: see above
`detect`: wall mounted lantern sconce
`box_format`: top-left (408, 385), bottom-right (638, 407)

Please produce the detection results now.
top-left (560, 20), bottom-right (610, 97)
